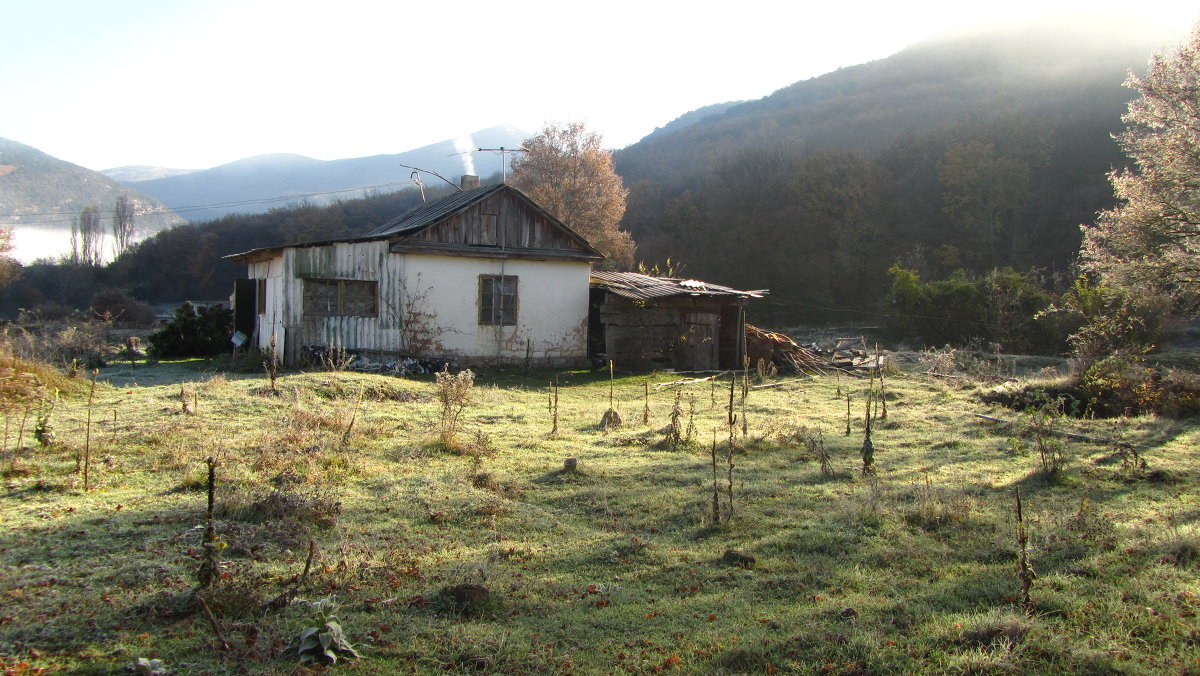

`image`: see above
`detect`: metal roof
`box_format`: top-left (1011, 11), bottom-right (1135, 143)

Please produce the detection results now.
top-left (361, 183), bottom-right (504, 237)
top-left (227, 182), bottom-right (601, 261)
top-left (591, 271), bottom-right (767, 301)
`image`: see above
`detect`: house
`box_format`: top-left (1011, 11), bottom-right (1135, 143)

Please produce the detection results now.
top-left (227, 177), bottom-right (603, 367)
top-left (589, 271), bottom-right (767, 371)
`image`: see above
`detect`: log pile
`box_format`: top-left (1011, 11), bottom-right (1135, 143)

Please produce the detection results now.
top-left (745, 325), bottom-right (884, 374)
top-left (744, 324), bottom-right (828, 374)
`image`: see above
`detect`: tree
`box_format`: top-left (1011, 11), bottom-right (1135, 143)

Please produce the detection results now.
top-left (510, 122), bottom-right (635, 268)
top-left (71, 206), bottom-right (104, 266)
top-left (938, 141), bottom-right (1034, 267)
top-left (111, 195), bottom-right (135, 258)
top-left (1080, 25), bottom-right (1200, 309)
top-left (0, 226), bottom-right (19, 290)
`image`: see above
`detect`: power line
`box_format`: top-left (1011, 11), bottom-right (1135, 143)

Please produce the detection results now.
top-left (0, 179), bottom-right (423, 227)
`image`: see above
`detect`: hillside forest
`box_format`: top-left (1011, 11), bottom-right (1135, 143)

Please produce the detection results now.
top-left (0, 18), bottom-right (1189, 357)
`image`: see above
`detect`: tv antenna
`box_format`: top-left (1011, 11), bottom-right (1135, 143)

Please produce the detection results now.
top-left (478, 146), bottom-right (526, 183)
top-left (410, 171), bottom-right (426, 202)
top-left (398, 164), bottom-right (462, 192)
top-left (449, 146), bottom-right (528, 183)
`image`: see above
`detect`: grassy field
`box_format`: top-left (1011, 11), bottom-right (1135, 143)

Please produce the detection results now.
top-left (1, 355), bottom-right (1198, 674)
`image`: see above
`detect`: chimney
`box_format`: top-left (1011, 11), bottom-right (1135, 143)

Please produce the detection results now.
top-left (460, 175), bottom-right (480, 190)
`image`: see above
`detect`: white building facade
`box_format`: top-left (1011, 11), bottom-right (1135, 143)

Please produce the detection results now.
top-left (229, 182), bottom-right (601, 367)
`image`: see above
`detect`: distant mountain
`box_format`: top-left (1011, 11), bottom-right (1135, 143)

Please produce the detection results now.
top-left (0, 137), bottom-right (185, 263)
top-left (126, 125), bottom-right (529, 222)
top-left (616, 16), bottom-right (1178, 189)
top-left (613, 15), bottom-right (1185, 324)
top-left (635, 101), bottom-right (745, 144)
top-left (100, 165), bottom-right (197, 183)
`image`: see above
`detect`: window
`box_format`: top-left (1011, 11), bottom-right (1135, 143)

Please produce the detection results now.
top-left (479, 275), bottom-right (517, 326)
top-left (303, 279), bottom-right (378, 317)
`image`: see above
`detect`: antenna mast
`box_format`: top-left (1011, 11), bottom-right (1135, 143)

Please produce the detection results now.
top-left (410, 171), bottom-right (426, 202)
top-left (398, 164), bottom-right (462, 191)
top-left (473, 147), bottom-right (527, 183)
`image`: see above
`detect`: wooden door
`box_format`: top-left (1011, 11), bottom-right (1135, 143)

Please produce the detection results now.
top-left (681, 312), bottom-right (719, 371)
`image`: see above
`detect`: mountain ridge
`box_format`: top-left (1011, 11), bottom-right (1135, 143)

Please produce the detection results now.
top-left (0, 137), bottom-right (185, 263)
top-left (121, 125), bottom-right (529, 222)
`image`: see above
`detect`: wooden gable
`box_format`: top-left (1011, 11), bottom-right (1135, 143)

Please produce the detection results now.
top-left (388, 189), bottom-right (600, 261)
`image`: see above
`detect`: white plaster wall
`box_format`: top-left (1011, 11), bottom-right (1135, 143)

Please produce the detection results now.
top-left (246, 246), bottom-right (590, 364)
top-left (402, 254), bottom-right (590, 363)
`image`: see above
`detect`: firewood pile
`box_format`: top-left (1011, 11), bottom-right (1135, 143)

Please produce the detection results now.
top-left (745, 325), bottom-right (883, 374)
top-left (744, 324), bottom-right (828, 374)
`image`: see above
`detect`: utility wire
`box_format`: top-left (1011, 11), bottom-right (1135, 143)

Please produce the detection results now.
top-left (0, 179), bottom-right (423, 227)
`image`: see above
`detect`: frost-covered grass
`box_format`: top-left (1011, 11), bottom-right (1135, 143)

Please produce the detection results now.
top-left (1, 358), bottom-right (1198, 674)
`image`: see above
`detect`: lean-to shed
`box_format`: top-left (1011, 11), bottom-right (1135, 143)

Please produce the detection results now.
top-left (227, 178), bottom-right (603, 366)
top-left (588, 271), bottom-right (767, 371)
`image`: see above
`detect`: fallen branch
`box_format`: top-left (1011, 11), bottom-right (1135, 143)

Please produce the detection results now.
top-left (750, 382), bottom-right (783, 390)
top-left (196, 595), bottom-right (231, 652)
top-left (655, 371), bottom-right (729, 390)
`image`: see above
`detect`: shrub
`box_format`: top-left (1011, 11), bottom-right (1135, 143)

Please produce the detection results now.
top-left (886, 265), bottom-right (1062, 353)
top-left (435, 366), bottom-right (474, 446)
top-left (88, 288), bottom-right (157, 327)
top-left (148, 302), bottom-right (233, 358)
top-left (1077, 356), bottom-right (1200, 418)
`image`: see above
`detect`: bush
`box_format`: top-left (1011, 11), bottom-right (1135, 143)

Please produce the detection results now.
top-left (148, 302), bottom-right (233, 358)
top-left (1079, 355), bottom-right (1200, 418)
top-left (434, 366), bottom-right (474, 446)
top-left (886, 266), bottom-right (1061, 353)
top-left (88, 288), bottom-right (157, 328)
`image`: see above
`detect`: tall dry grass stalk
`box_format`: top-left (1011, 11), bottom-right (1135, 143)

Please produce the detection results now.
top-left (1016, 487), bottom-right (1036, 615)
top-left (84, 369), bottom-right (97, 491)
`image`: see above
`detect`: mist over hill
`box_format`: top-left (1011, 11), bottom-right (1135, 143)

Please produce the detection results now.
top-left (100, 165), bottom-right (197, 183)
top-left (0, 137), bottom-right (185, 263)
top-left (123, 125), bottom-right (528, 222)
top-left (615, 16), bottom-right (1181, 324)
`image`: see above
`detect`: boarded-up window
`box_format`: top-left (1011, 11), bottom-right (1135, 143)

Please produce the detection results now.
top-left (303, 279), bottom-right (377, 317)
top-left (479, 275), bottom-right (517, 326)
top-left (481, 213), bottom-right (498, 246)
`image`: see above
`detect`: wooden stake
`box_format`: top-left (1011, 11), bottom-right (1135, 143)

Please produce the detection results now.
top-left (551, 376), bottom-right (559, 435)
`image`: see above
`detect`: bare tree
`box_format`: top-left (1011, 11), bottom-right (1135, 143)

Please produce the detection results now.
top-left (510, 122), bottom-right (635, 268)
top-left (112, 195), bottom-right (135, 258)
top-left (73, 206), bottom-right (104, 267)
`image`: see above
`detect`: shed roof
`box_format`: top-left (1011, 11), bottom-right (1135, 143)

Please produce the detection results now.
top-left (591, 271), bottom-right (767, 301)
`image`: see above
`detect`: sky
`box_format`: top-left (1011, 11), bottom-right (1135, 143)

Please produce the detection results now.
top-left (2, 1), bottom-right (1197, 172)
